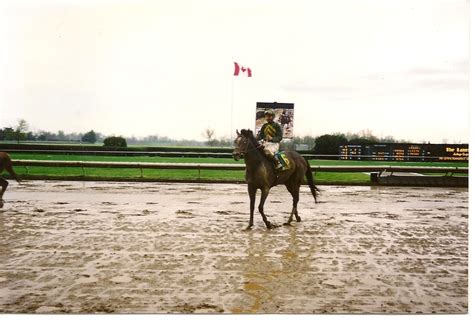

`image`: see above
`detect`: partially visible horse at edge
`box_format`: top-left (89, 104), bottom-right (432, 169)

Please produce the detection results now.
top-left (232, 129), bottom-right (318, 230)
top-left (0, 152), bottom-right (21, 208)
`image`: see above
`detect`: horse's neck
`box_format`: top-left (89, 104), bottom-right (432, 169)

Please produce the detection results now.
top-left (244, 144), bottom-right (273, 172)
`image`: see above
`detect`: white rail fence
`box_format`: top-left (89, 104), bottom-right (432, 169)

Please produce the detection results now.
top-left (11, 160), bottom-right (468, 179)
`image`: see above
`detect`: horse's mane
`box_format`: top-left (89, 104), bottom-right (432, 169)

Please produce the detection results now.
top-left (240, 129), bottom-right (258, 144)
top-left (240, 129), bottom-right (266, 157)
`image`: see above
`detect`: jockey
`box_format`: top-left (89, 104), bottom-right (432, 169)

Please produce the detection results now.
top-left (257, 109), bottom-right (284, 170)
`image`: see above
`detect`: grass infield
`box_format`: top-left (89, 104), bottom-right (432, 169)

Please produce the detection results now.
top-left (3, 152), bottom-right (468, 185)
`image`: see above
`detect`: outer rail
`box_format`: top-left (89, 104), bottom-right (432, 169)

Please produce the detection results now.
top-left (11, 160), bottom-right (468, 174)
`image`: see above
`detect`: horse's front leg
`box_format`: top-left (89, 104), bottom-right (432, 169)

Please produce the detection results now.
top-left (246, 185), bottom-right (257, 230)
top-left (258, 187), bottom-right (278, 229)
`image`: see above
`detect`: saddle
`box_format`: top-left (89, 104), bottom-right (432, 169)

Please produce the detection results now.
top-left (275, 151), bottom-right (290, 171)
top-left (256, 143), bottom-right (290, 171)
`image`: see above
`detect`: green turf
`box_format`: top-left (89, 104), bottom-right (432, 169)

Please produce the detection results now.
top-left (9, 166), bottom-right (370, 184)
top-left (4, 152), bottom-right (467, 185)
top-left (10, 153), bottom-right (237, 164)
top-left (8, 152), bottom-right (469, 167)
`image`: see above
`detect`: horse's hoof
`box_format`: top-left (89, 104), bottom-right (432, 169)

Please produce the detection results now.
top-left (283, 222), bottom-right (292, 226)
top-left (244, 225), bottom-right (253, 231)
top-left (295, 217), bottom-right (302, 222)
top-left (266, 222), bottom-right (279, 229)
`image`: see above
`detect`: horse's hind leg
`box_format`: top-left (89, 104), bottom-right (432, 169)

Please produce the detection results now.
top-left (0, 177), bottom-right (8, 208)
top-left (293, 187), bottom-right (302, 222)
top-left (294, 200), bottom-right (301, 222)
top-left (283, 209), bottom-right (294, 226)
top-left (284, 184), bottom-right (301, 225)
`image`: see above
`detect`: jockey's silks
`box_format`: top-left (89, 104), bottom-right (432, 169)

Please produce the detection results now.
top-left (257, 122), bottom-right (283, 143)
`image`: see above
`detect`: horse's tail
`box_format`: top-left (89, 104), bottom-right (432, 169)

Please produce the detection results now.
top-left (5, 160), bottom-right (21, 184)
top-left (304, 157), bottom-right (319, 203)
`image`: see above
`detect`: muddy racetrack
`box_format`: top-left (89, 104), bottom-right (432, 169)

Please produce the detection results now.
top-left (0, 181), bottom-right (468, 313)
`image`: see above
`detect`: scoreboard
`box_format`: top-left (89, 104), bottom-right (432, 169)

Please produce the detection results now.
top-left (392, 146), bottom-right (405, 161)
top-left (407, 145), bottom-right (424, 161)
top-left (437, 146), bottom-right (468, 161)
top-left (338, 143), bottom-right (468, 162)
top-left (339, 145), bottom-right (363, 160)
top-left (367, 144), bottom-right (391, 161)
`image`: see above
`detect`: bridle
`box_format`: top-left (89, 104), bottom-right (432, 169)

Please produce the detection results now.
top-left (235, 135), bottom-right (262, 157)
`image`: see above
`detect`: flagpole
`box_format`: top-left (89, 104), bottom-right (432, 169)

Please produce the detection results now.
top-left (230, 59), bottom-right (235, 142)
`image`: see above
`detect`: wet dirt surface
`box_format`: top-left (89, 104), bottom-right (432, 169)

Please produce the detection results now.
top-left (0, 181), bottom-right (468, 314)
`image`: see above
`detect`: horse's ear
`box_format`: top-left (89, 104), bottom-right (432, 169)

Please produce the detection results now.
top-left (236, 129), bottom-right (240, 136)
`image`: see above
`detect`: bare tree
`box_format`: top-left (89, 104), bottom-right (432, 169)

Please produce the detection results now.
top-left (380, 135), bottom-right (396, 143)
top-left (15, 119), bottom-right (28, 144)
top-left (202, 128), bottom-right (217, 146)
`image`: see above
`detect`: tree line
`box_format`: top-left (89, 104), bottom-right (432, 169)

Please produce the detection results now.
top-left (0, 120), bottom-right (125, 147)
top-left (1, 119), bottom-right (418, 153)
top-left (0, 120), bottom-right (218, 147)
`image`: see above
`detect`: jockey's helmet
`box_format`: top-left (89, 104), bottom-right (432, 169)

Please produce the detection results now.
top-left (264, 109), bottom-right (275, 117)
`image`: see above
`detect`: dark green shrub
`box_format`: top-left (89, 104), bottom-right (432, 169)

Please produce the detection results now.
top-left (103, 136), bottom-right (127, 148)
top-left (81, 130), bottom-right (97, 143)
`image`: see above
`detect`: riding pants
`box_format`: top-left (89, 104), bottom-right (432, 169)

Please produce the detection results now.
top-left (262, 141), bottom-right (280, 158)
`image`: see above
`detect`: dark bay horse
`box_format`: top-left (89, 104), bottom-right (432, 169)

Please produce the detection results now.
top-left (0, 152), bottom-right (21, 207)
top-left (233, 129), bottom-right (318, 230)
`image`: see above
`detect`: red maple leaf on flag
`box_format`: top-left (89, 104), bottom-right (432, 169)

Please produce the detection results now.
top-left (234, 62), bottom-right (252, 77)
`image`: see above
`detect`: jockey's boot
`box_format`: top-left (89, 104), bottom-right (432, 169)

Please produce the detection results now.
top-left (273, 155), bottom-right (283, 170)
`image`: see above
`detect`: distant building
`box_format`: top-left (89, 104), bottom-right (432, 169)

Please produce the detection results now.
top-left (296, 144), bottom-right (309, 151)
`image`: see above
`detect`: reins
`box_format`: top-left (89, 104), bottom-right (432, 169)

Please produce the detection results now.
top-left (241, 136), bottom-right (262, 157)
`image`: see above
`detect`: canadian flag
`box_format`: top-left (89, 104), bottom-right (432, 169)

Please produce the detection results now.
top-left (234, 62), bottom-right (252, 77)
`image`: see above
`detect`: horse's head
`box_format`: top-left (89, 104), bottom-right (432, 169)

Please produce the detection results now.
top-left (232, 129), bottom-right (255, 161)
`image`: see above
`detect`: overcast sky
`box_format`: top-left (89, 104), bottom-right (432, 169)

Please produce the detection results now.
top-left (0, 0), bottom-right (469, 142)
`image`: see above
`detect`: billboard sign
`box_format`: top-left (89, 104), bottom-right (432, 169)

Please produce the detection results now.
top-left (255, 102), bottom-right (294, 139)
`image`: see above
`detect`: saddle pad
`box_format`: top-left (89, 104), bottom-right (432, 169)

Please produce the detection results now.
top-left (275, 152), bottom-right (290, 169)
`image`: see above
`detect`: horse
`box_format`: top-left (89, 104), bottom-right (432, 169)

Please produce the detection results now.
top-left (279, 112), bottom-right (292, 130)
top-left (232, 129), bottom-right (318, 230)
top-left (0, 152), bottom-right (21, 208)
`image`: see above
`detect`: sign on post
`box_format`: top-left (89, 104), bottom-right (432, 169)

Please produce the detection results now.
top-left (255, 102), bottom-right (294, 140)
